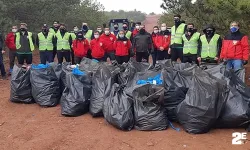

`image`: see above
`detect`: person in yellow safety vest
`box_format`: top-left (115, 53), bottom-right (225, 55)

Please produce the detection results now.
top-left (15, 23), bottom-right (35, 65)
top-left (49, 21), bottom-right (60, 60)
top-left (197, 24), bottom-right (222, 64)
top-left (54, 23), bottom-right (72, 64)
top-left (82, 22), bottom-right (94, 59)
top-left (70, 26), bottom-right (79, 64)
top-left (169, 14), bottom-right (187, 62)
top-left (36, 25), bottom-right (55, 65)
top-left (122, 23), bottom-right (133, 42)
top-left (182, 23), bottom-right (201, 65)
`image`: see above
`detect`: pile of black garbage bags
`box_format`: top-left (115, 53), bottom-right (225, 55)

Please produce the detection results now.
top-left (10, 58), bottom-right (250, 134)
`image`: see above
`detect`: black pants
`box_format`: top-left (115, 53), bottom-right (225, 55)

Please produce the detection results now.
top-left (53, 47), bottom-right (57, 60)
top-left (0, 52), bottom-right (6, 76)
top-left (74, 56), bottom-right (84, 64)
top-left (87, 49), bottom-right (92, 59)
top-left (105, 51), bottom-right (116, 61)
top-left (40, 51), bottom-right (54, 65)
top-left (9, 50), bottom-right (17, 70)
top-left (136, 52), bottom-right (149, 62)
top-left (171, 47), bottom-right (183, 62)
top-left (57, 51), bottom-right (71, 64)
top-left (116, 55), bottom-right (129, 64)
top-left (17, 53), bottom-right (32, 65)
top-left (71, 50), bottom-right (75, 64)
top-left (183, 54), bottom-right (199, 65)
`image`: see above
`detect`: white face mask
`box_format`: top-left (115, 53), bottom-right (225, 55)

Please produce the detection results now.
top-left (154, 30), bottom-right (159, 34)
top-left (12, 29), bottom-right (17, 33)
top-left (97, 29), bottom-right (102, 33)
top-left (73, 28), bottom-right (78, 32)
top-left (136, 25), bottom-right (140, 29)
top-left (161, 27), bottom-right (167, 31)
top-left (119, 34), bottom-right (125, 38)
top-left (94, 35), bottom-right (99, 39)
top-left (105, 31), bottom-right (110, 35)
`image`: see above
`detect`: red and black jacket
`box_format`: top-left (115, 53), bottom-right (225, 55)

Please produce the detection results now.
top-left (5, 32), bottom-right (16, 50)
top-left (100, 33), bottom-right (116, 52)
top-left (90, 38), bottom-right (105, 58)
top-left (113, 37), bottom-right (132, 56)
top-left (72, 39), bottom-right (89, 57)
top-left (155, 30), bottom-right (171, 50)
top-left (220, 31), bottom-right (249, 61)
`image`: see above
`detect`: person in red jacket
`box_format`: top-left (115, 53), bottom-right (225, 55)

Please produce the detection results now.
top-left (113, 30), bottom-right (132, 64)
top-left (155, 23), bottom-right (171, 60)
top-left (100, 27), bottom-right (117, 61)
top-left (151, 26), bottom-right (159, 65)
top-left (72, 32), bottom-right (90, 64)
top-left (5, 25), bottom-right (18, 74)
top-left (132, 22), bottom-right (141, 37)
top-left (90, 31), bottom-right (105, 61)
top-left (220, 21), bottom-right (249, 71)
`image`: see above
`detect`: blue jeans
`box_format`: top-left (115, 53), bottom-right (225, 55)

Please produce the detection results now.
top-left (40, 51), bottom-right (54, 64)
top-left (0, 52), bottom-right (6, 76)
top-left (226, 59), bottom-right (243, 71)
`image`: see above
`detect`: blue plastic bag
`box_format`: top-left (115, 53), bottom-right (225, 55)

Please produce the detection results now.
top-left (72, 67), bottom-right (85, 76)
top-left (137, 74), bottom-right (163, 85)
top-left (31, 64), bottom-right (50, 69)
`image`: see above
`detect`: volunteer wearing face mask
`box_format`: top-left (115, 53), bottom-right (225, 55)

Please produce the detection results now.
top-left (82, 22), bottom-right (94, 42)
top-left (220, 21), bottom-right (249, 71)
top-left (132, 22), bottom-right (141, 37)
top-left (100, 27), bottom-right (117, 61)
top-left (111, 23), bottom-right (120, 36)
top-left (151, 26), bottom-right (159, 65)
top-left (5, 25), bottom-right (18, 75)
top-left (90, 31), bottom-right (105, 61)
top-left (96, 26), bottom-right (104, 35)
top-left (70, 26), bottom-right (80, 64)
top-left (113, 30), bottom-right (133, 64)
top-left (54, 24), bottom-right (72, 64)
top-left (49, 21), bottom-right (60, 60)
top-left (122, 23), bottom-right (133, 42)
top-left (72, 32), bottom-right (90, 64)
top-left (169, 14), bottom-right (187, 62)
top-left (155, 23), bottom-right (171, 60)
top-left (132, 25), bottom-right (154, 62)
top-left (197, 24), bottom-right (222, 64)
top-left (36, 25), bottom-right (55, 64)
top-left (182, 23), bottom-right (200, 65)
top-left (15, 23), bottom-right (35, 66)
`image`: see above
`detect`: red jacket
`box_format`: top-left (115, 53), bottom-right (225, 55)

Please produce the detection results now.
top-left (90, 38), bottom-right (105, 58)
top-left (155, 34), bottom-right (171, 50)
top-left (100, 34), bottom-right (116, 52)
top-left (5, 32), bottom-right (16, 50)
top-left (72, 39), bottom-right (89, 57)
top-left (220, 32), bottom-right (249, 61)
top-left (113, 39), bottom-right (132, 56)
top-left (152, 33), bottom-right (158, 48)
top-left (133, 29), bottom-right (139, 37)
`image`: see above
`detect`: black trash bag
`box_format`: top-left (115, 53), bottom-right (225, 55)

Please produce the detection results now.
top-left (103, 84), bottom-right (134, 130)
top-left (235, 68), bottom-right (245, 83)
top-left (133, 84), bottom-right (168, 131)
top-left (10, 65), bottom-right (34, 104)
top-left (79, 57), bottom-right (99, 74)
top-left (30, 64), bottom-right (61, 107)
top-left (89, 64), bottom-right (113, 117)
top-left (162, 69), bottom-right (188, 121)
top-left (156, 59), bottom-right (173, 69)
top-left (104, 63), bottom-right (121, 84)
top-left (61, 62), bottom-right (73, 88)
top-left (204, 64), bottom-right (226, 80)
top-left (61, 70), bottom-right (92, 116)
top-left (217, 70), bottom-right (250, 128)
top-left (176, 69), bottom-right (228, 134)
top-left (50, 63), bottom-right (64, 94)
top-left (172, 62), bottom-right (195, 70)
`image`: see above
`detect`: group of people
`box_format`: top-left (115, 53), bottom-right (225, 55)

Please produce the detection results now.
top-left (0, 14), bottom-right (249, 80)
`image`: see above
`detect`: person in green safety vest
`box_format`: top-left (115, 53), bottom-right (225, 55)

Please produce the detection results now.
top-left (182, 23), bottom-right (201, 65)
top-left (15, 23), bottom-right (35, 65)
top-left (197, 24), bottom-right (222, 64)
top-left (36, 25), bottom-right (56, 64)
top-left (169, 14), bottom-right (187, 62)
top-left (49, 21), bottom-right (60, 60)
top-left (122, 23), bottom-right (133, 42)
top-left (70, 26), bottom-right (79, 64)
top-left (54, 23), bottom-right (72, 64)
top-left (82, 22), bottom-right (94, 59)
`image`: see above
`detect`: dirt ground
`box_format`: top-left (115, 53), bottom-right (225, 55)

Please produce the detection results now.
top-left (0, 15), bottom-right (250, 150)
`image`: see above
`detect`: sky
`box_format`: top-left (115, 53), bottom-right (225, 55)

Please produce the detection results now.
top-left (97, 0), bottom-right (164, 14)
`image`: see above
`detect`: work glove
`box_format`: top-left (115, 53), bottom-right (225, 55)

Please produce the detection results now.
top-left (243, 60), bottom-right (248, 65)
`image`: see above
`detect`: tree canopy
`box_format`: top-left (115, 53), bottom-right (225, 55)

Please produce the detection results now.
top-left (105, 9), bottom-right (146, 23)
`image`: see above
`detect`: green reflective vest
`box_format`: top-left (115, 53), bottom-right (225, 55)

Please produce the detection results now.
top-left (16, 32), bottom-right (35, 52)
top-left (183, 32), bottom-right (200, 54)
top-left (38, 32), bottom-right (54, 51)
top-left (71, 33), bottom-right (76, 40)
top-left (85, 30), bottom-right (93, 42)
top-left (56, 32), bottom-right (71, 50)
top-left (116, 31), bottom-right (132, 39)
top-left (49, 28), bottom-right (58, 36)
top-left (171, 23), bottom-right (186, 45)
top-left (200, 34), bottom-right (220, 59)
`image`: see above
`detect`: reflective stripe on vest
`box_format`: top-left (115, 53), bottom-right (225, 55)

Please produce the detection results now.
top-left (171, 23), bottom-right (186, 45)
top-left (38, 32), bottom-right (54, 51)
top-left (71, 33), bottom-right (76, 40)
top-left (56, 32), bottom-right (71, 50)
top-left (15, 32), bottom-right (35, 51)
top-left (85, 30), bottom-right (93, 42)
top-left (200, 34), bottom-right (220, 58)
top-left (183, 32), bottom-right (200, 54)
